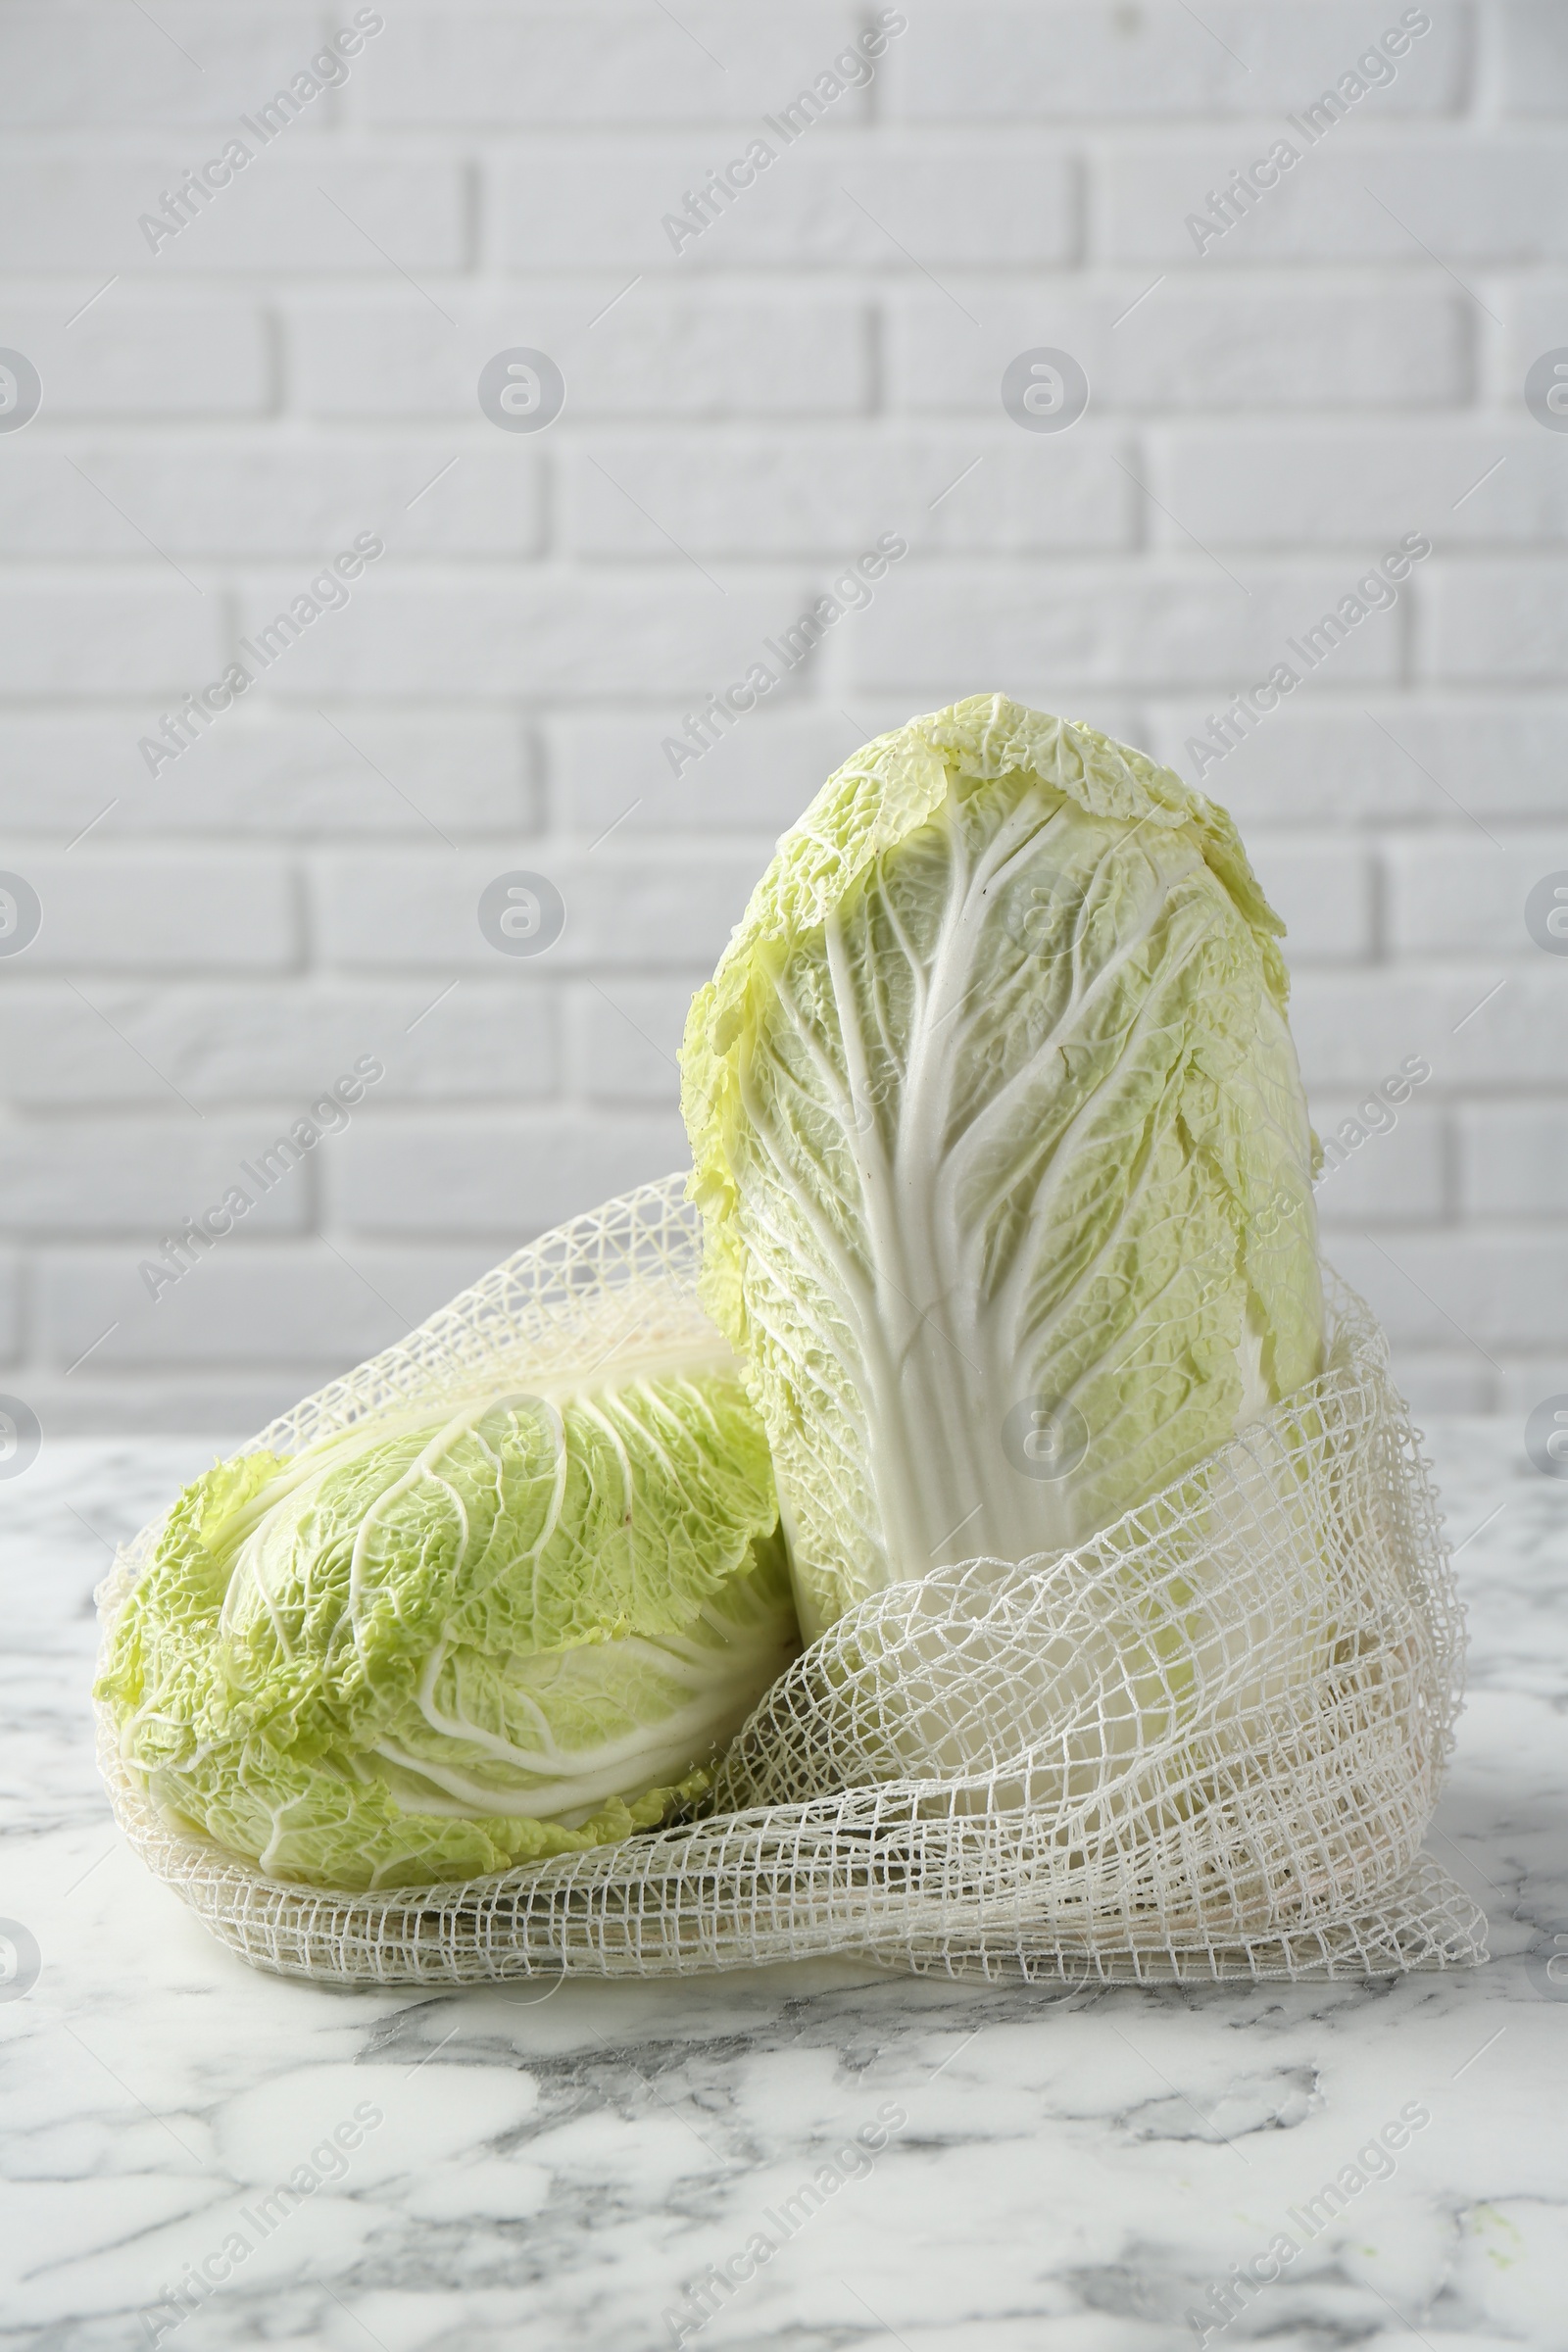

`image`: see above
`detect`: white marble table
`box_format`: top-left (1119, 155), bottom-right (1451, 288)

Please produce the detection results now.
top-left (3, 1426), bottom-right (1564, 2352)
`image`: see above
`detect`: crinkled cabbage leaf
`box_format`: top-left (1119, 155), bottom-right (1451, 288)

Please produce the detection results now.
top-left (682, 695), bottom-right (1323, 1638)
top-left (97, 1355), bottom-right (797, 1888)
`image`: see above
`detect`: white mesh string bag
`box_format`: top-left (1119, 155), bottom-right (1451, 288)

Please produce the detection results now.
top-left (94, 1174), bottom-right (1486, 1988)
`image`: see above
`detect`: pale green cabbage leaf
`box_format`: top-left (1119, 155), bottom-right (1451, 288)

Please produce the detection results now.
top-left (97, 1353), bottom-right (797, 1888)
top-left (682, 694), bottom-right (1324, 1639)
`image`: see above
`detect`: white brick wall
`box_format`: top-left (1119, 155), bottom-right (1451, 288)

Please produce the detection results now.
top-left (0, 0), bottom-right (1562, 1435)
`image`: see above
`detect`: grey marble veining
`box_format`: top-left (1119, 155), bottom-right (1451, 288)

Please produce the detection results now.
top-left (3, 1428), bottom-right (1565, 2352)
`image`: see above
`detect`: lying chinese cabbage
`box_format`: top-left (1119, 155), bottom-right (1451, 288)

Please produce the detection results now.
top-left (96, 1356), bottom-right (797, 1889)
top-left (681, 695), bottom-right (1323, 1639)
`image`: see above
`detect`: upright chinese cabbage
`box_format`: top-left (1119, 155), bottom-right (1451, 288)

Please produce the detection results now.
top-left (96, 1355), bottom-right (797, 1889)
top-left (681, 695), bottom-right (1323, 1639)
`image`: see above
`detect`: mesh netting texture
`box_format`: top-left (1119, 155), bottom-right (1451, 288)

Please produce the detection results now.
top-left (94, 1174), bottom-right (1486, 1988)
